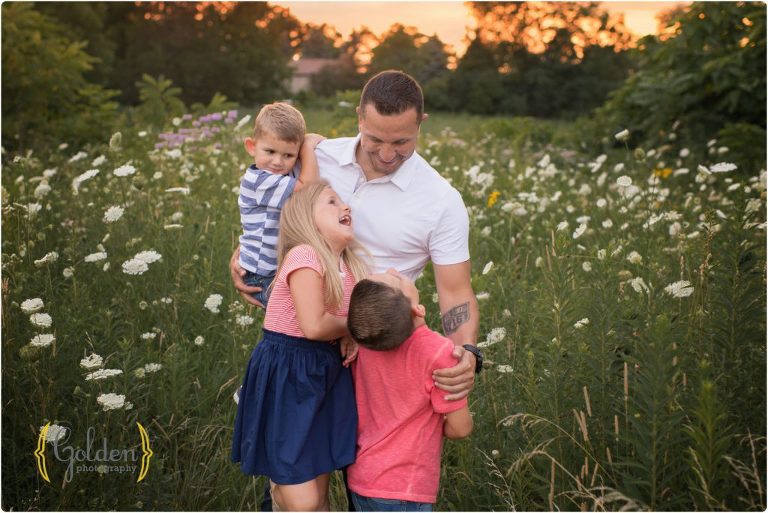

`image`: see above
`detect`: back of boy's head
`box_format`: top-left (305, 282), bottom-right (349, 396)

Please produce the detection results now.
top-left (254, 102), bottom-right (306, 143)
top-left (348, 279), bottom-right (413, 351)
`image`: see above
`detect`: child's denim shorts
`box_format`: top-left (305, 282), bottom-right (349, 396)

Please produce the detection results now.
top-left (243, 270), bottom-right (274, 307)
top-left (350, 492), bottom-right (432, 512)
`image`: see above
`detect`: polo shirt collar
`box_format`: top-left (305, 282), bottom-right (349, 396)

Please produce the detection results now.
top-left (342, 133), bottom-right (419, 192)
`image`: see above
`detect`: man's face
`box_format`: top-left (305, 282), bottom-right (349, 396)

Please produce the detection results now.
top-left (357, 104), bottom-right (422, 177)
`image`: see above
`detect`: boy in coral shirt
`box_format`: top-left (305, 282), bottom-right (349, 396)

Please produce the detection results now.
top-left (346, 269), bottom-right (473, 511)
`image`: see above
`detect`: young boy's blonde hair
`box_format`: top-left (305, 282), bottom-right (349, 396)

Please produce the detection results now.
top-left (275, 181), bottom-right (370, 308)
top-left (254, 102), bottom-right (306, 143)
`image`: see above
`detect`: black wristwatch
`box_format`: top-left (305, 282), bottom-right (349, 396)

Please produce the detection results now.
top-left (462, 344), bottom-right (484, 374)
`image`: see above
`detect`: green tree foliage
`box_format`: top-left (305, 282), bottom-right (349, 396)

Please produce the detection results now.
top-left (133, 74), bottom-right (187, 129)
top-left (300, 23), bottom-right (342, 58)
top-left (597, 2), bottom-right (766, 172)
top-left (1, 3), bottom-right (119, 150)
top-left (113, 2), bottom-right (294, 105)
top-left (443, 2), bottom-right (634, 117)
top-left (368, 24), bottom-right (451, 85)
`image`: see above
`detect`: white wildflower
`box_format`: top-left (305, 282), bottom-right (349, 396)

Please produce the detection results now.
top-left (40, 424), bottom-right (68, 444)
top-left (496, 365), bottom-right (514, 373)
top-left (236, 315), bottom-right (255, 327)
top-left (629, 277), bottom-right (649, 294)
top-left (204, 294), bottom-right (223, 313)
top-left (96, 393), bottom-right (131, 411)
top-left (68, 151), bottom-right (87, 163)
top-left (34, 251), bottom-right (59, 267)
top-left (614, 129), bottom-right (630, 142)
top-left (21, 298), bottom-right (44, 314)
top-left (102, 205), bottom-right (124, 223)
top-left (710, 162), bottom-right (737, 173)
top-left (144, 363), bottom-right (162, 373)
top-left (84, 252), bottom-right (107, 263)
top-left (602, 219), bottom-right (614, 229)
top-left (85, 369), bottom-right (123, 381)
top-left (679, 148), bottom-right (690, 158)
top-left (141, 332), bottom-right (156, 340)
top-left (482, 261), bottom-right (494, 275)
top-left (596, 198), bottom-right (607, 208)
top-left (478, 327), bottom-right (506, 349)
top-left (574, 318), bottom-right (590, 329)
top-left (91, 155), bottom-right (106, 167)
top-left (30, 313), bottom-right (53, 328)
top-left (163, 224), bottom-right (183, 230)
top-left (616, 176), bottom-right (632, 187)
top-left (80, 353), bottom-right (104, 371)
top-left (72, 169), bottom-right (100, 194)
top-left (535, 256), bottom-right (543, 268)
top-left (572, 223), bottom-right (587, 239)
top-left (133, 250), bottom-right (162, 264)
top-left (34, 182), bottom-right (52, 198)
top-left (194, 336), bottom-right (205, 346)
top-left (582, 261), bottom-right (592, 272)
top-left (626, 251), bottom-right (642, 264)
top-left (133, 368), bottom-right (146, 379)
top-left (122, 258), bottom-right (149, 275)
top-left (664, 280), bottom-right (694, 298)
top-left (235, 115), bottom-right (252, 130)
top-left (29, 334), bottom-right (55, 347)
top-left (113, 164), bottom-right (136, 177)
top-left (669, 222), bottom-right (682, 237)
top-left (475, 292), bottom-right (490, 301)
top-left (62, 267), bottom-right (74, 278)
top-left (597, 249), bottom-right (606, 260)
top-left (480, 226), bottom-right (492, 237)
top-left (556, 221), bottom-right (569, 232)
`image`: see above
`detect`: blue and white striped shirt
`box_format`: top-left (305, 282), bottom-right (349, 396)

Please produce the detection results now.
top-left (238, 164), bottom-right (298, 275)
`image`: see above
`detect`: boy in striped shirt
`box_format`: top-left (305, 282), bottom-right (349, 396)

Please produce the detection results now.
top-left (238, 102), bottom-right (323, 307)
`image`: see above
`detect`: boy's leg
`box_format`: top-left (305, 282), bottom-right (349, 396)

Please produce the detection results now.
top-left (348, 492), bottom-right (433, 512)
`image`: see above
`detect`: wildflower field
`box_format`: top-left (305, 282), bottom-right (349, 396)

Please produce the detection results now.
top-left (2, 107), bottom-right (766, 511)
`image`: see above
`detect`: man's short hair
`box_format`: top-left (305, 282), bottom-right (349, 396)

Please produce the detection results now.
top-left (253, 102), bottom-right (306, 143)
top-left (348, 279), bottom-right (413, 351)
top-left (359, 70), bottom-right (424, 121)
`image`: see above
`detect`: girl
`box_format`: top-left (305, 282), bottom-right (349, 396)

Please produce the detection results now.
top-left (232, 181), bottom-right (370, 511)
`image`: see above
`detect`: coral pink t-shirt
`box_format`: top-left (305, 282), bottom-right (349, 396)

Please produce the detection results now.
top-left (263, 244), bottom-right (355, 338)
top-left (348, 325), bottom-right (468, 503)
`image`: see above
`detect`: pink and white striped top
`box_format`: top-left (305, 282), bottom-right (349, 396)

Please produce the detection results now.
top-left (263, 244), bottom-right (355, 339)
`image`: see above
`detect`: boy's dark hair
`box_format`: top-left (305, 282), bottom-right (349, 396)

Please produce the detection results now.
top-left (359, 70), bottom-right (424, 121)
top-left (348, 279), bottom-right (413, 351)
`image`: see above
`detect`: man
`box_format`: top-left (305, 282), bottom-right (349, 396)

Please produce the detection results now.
top-left (229, 69), bottom-right (481, 509)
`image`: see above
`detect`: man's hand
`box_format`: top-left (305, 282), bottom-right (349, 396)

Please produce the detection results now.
top-left (432, 345), bottom-right (475, 401)
top-left (229, 246), bottom-right (265, 308)
top-left (340, 335), bottom-right (359, 367)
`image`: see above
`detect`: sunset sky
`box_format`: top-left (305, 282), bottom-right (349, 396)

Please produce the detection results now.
top-left (273, 1), bottom-right (686, 55)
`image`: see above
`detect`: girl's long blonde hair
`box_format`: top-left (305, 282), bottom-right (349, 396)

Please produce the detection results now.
top-left (275, 181), bottom-right (370, 308)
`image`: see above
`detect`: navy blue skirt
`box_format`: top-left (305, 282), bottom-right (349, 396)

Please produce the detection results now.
top-left (231, 328), bottom-right (357, 484)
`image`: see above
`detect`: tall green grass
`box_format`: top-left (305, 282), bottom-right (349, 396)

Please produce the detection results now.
top-left (2, 108), bottom-right (765, 510)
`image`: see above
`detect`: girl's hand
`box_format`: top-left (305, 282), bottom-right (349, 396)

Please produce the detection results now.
top-left (340, 335), bottom-right (359, 367)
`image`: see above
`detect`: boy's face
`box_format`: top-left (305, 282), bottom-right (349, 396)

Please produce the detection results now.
top-left (244, 131), bottom-right (301, 175)
top-left (368, 268), bottom-right (421, 307)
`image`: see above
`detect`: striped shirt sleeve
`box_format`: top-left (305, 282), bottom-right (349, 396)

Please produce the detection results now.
top-left (239, 167), bottom-right (297, 210)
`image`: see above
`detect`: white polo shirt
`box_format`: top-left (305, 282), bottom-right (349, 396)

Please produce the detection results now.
top-left (315, 135), bottom-right (469, 280)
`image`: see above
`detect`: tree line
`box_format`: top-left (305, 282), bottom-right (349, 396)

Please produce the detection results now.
top-left (2, 1), bottom-right (765, 165)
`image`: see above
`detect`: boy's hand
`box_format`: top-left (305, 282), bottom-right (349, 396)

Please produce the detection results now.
top-left (432, 346), bottom-right (475, 400)
top-left (302, 133), bottom-right (326, 151)
top-left (230, 246), bottom-right (265, 308)
top-left (340, 335), bottom-right (359, 367)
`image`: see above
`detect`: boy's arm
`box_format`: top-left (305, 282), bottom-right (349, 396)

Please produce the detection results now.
top-left (444, 405), bottom-right (473, 439)
top-left (294, 133), bottom-right (325, 191)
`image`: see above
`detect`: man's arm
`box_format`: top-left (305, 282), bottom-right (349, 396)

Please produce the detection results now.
top-left (432, 260), bottom-right (479, 400)
top-left (230, 246), bottom-right (264, 307)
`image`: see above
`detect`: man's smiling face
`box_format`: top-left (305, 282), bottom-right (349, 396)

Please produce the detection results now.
top-left (356, 104), bottom-right (422, 179)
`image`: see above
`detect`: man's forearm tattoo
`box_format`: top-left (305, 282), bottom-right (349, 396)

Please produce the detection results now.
top-left (442, 302), bottom-right (470, 335)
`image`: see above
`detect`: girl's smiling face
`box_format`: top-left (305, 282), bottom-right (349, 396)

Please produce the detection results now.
top-left (313, 187), bottom-right (353, 253)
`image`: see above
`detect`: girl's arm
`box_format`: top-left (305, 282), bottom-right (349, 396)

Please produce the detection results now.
top-left (294, 133), bottom-right (325, 191)
top-left (289, 267), bottom-right (348, 340)
top-left (443, 405), bottom-right (473, 439)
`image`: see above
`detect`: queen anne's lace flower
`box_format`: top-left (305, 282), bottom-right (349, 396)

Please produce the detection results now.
top-left (84, 252), bottom-right (107, 263)
top-left (30, 313), bottom-right (53, 328)
top-left (144, 363), bottom-right (163, 373)
top-left (80, 353), bottom-right (104, 371)
top-left (664, 280), bottom-right (694, 298)
top-left (122, 258), bottom-right (149, 275)
top-left (40, 424), bottom-right (68, 444)
top-left (34, 252), bottom-right (59, 267)
top-left (30, 334), bottom-right (55, 347)
top-left (478, 327), bottom-right (506, 348)
top-left (204, 294), bottom-right (223, 313)
top-left (96, 393), bottom-right (132, 411)
top-left (21, 298), bottom-right (44, 314)
top-left (103, 206), bottom-right (124, 223)
top-left (616, 176), bottom-right (632, 187)
top-left (574, 318), bottom-right (590, 329)
top-left (113, 164), bottom-right (136, 177)
top-left (85, 369), bottom-right (123, 381)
